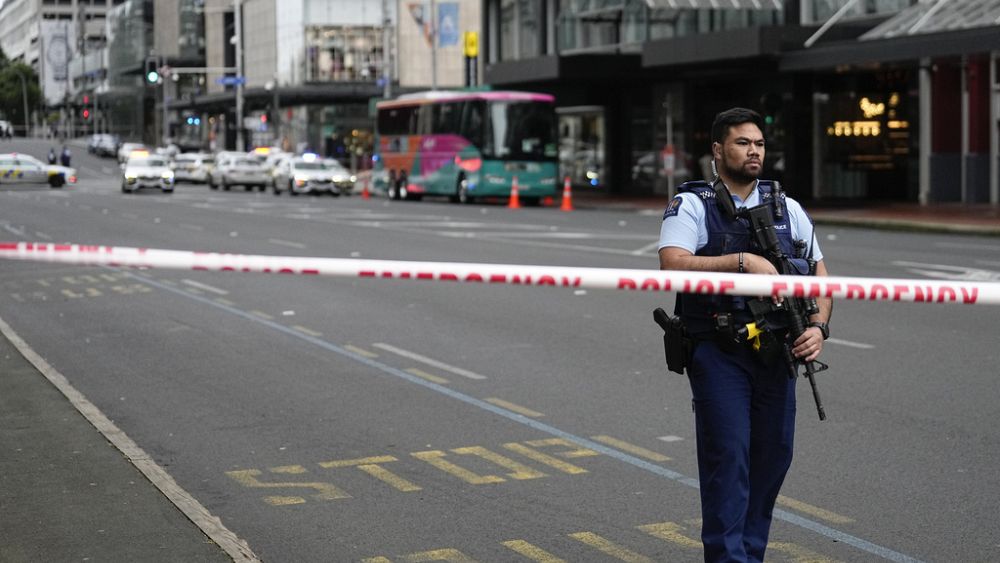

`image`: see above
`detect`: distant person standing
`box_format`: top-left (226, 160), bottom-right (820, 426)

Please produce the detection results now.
top-left (60, 146), bottom-right (72, 167)
top-left (48, 147), bottom-right (57, 164)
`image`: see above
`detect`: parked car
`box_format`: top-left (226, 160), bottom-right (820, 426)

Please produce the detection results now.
top-left (121, 153), bottom-right (174, 193)
top-left (272, 154), bottom-right (355, 196)
top-left (0, 153), bottom-right (76, 187)
top-left (171, 152), bottom-right (214, 184)
top-left (95, 134), bottom-right (120, 158)
top-left (209, 154), bottom-right (269, 191)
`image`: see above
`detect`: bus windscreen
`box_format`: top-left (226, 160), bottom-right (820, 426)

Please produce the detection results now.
top-left (487, 101), bottom-right (557, 161)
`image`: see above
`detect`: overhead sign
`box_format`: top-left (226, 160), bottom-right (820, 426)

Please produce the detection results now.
top-left (216, 76), bottom-right (246, 86)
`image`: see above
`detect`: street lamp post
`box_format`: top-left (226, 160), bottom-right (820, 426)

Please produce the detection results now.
top-left (234, 0), bottom-right (245, 151)
top-left (381, 0), bottom-right (392, 99)
top-left (12, 68), bottom-right (30, 137)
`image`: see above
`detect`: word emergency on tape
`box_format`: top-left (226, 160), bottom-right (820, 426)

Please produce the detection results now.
top-left (2, 242), bottom-right (999, 305)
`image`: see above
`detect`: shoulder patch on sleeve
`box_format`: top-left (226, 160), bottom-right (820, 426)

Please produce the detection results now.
top-left (663, 196), bottom-right (684, 219)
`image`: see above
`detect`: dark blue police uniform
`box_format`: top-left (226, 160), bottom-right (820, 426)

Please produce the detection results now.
top-left (672, 180), bottom-right (808, 563)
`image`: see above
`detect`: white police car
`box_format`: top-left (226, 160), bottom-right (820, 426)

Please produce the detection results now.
top-left (272, 153), bottom-right (356, 196)
top-left (0, 153), bottom-right (77, 188)
top-left (121, 151), bottom-right (174, 193)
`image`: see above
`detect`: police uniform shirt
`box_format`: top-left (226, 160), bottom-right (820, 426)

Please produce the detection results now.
top-left (657, 181), bottom-right (823, 261)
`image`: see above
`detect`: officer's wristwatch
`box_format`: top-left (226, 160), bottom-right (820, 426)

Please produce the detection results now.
top-left (808, 321), bottom-right (830, 340)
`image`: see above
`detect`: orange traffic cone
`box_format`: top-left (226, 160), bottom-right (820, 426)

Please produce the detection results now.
top-left (361, 177), bottom-right (371, 199)
top-left (508, 176), bottom-right (522, 209)
top-left (560, 176), bottom-right (574, 212)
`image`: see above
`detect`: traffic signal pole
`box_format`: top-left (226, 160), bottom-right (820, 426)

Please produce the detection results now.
top-left (161, 56), bottom-right (169, 147)
top-left (234, 0), bottom-right (245, 151)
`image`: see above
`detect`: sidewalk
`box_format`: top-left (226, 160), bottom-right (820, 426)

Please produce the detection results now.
top-left (0, 320), bottom-right (239, 563)
top-left (569, 189), bottom-right (1000, 236)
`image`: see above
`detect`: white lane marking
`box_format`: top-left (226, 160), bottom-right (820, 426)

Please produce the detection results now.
top-left (892, 260), bottom-right (1000, 282)
top-left (630, 241), bottom-right (662, 256)
top-left (436, 231), bottom-right (652, 241)
top-left (1, 222), bottom-right (25, 236)
top-left (657, 435), bottom-right (684, 443)
top-left (372, 343), bottom-right (488, 380)
top-left (181, 279), bottom-right (229, 295)
top-left (0, 315), bottom-right (261, 562)
top-left (267, 238), bottom-right (306, 249)
top-left (933, 241), bottom-right (1000, 252)
top-left (35, 231), bottom-right (52, 240)
top-left (827, 337), bottom-right (875, 350)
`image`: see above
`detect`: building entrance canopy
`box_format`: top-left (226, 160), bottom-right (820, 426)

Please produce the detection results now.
top-left (861, 0), bottom-right (1000, 40)
top-left (642, 0), bottom-right (781, 9)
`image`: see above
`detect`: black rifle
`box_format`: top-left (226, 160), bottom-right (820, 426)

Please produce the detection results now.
top-left (738, 203), bottom-right (828, 421)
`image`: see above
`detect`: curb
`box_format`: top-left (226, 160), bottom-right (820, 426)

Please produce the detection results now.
top-left (811, 216), bottom-right (1000, 237)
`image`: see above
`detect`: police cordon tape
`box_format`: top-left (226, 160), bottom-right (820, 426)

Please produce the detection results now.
top-left (2, 241), bottom-right (1000, 306)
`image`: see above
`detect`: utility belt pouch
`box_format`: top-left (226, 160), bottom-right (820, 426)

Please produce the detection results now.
top-left (654, 308), bottom-right (691, 375)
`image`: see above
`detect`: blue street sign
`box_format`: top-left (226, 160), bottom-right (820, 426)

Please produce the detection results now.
top-left (216, 76), bottom-right (246, 86)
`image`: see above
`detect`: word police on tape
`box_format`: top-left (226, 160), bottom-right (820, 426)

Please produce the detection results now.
top-left (1, 242), bottom-right (998, 305)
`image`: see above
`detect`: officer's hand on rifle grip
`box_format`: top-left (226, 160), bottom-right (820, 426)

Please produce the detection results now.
top-left (737, 253), bottom-right (783, 304)
top-left (738, 253), bottom-right (778, 276)
top-left (792, 327), bottom-right (824, 362)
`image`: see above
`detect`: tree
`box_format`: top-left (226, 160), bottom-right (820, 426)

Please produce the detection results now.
top-left (0, 46), bottom-right (42, 133)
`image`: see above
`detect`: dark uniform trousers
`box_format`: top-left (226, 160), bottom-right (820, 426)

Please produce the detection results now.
top-left (688, 339), bottom-right (796, 563)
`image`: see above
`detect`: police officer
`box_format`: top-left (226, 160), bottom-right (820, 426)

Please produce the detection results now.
top-left (657, 107), bottom-right (832, 562)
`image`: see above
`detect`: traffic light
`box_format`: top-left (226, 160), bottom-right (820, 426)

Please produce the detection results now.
top-left (82, 109), bottom-right (90, 120)
top-left (83, 95), bottom-right (89, 105)
top-left (145, 58), bottom-right (160, 84)
top-left (260, 114), bottom-right (268, 124)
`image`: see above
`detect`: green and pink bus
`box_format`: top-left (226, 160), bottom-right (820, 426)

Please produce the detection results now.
top-left (373, 90), bottom-right (559, 204)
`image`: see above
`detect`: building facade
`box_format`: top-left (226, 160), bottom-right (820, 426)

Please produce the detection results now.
top-left (0, 0), bottom-right (126, 136)
top-left (396, 0), bottom-right (482, 89)
top-left (187, 0), bottom-right (396, 167)
top-left (482, 0), bottom-right (1000, 205)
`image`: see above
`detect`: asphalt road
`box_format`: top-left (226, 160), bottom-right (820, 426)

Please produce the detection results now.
top-left (1, 139), bottom-right (999, 562)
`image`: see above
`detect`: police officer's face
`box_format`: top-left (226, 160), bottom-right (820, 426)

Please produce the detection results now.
top-left (713, 122), bottom-right (765, 184)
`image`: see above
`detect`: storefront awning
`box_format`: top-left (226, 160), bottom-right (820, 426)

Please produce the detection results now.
top-left (643, 0), bottom-right (781, 9)
top-left (861, 0), bottom-right (1000, 40)
top-left (781, 0), bottom-right (1000, 71)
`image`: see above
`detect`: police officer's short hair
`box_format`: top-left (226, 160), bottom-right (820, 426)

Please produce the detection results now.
top-left (711, 107), bottom-right (764, 145)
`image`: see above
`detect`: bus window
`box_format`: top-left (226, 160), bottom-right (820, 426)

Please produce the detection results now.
top-left (416, 105), bottom-right (433, 135)
top-left (460, 101), bottom-right (485, 148)
top-left (434, 102), bottom-right (461, 134)
top-left (377, 106), bottom-right (416, 135)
